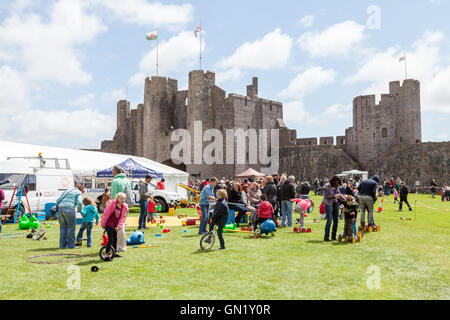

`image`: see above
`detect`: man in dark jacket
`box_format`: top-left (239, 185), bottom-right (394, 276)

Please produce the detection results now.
top-left (138, 175), bottom-right (152, 230)
top-left (398, 182), bottom-right (413, 211)
top-left (357, 175), bottom-right (380, 229)
top-left (263, 176), bottom-right (278, 225)
top-left (280, 176), bottom-right (296, 227)
top-left (209, 189), bottom-right (229, 250)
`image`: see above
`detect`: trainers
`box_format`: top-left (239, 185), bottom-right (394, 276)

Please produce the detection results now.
top-left (218, 247), bottom-right (226, 250)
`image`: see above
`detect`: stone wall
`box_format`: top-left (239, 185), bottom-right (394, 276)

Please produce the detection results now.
top-left (279, 145), bottom-right (359, 182)
top-left (368, 142), bottom-right (450, 187)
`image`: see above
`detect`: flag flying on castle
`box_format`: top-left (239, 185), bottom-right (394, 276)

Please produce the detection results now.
top-left (194, 24), bottom-right (201, 37)
top-left (146, 31), bottom-right (158, 40)
top-left (399, 56), bottom-right (406, 62)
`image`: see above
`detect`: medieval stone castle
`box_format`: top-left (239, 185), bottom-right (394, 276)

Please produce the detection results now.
top-left (99, 70), bottom-right (449, 186)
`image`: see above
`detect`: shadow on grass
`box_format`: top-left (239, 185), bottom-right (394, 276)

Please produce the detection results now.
top-left (193, 249), bottom-right (217, 255)
top-left (27, 247), bottom-right (64, 252)
top-left (75, 258), bottom-right (102, 266)
top-left (306, 240), bottom-right (326, 244)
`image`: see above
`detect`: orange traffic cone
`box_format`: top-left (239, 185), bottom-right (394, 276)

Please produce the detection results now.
top-left (377, 198), bottom-right (384, 213)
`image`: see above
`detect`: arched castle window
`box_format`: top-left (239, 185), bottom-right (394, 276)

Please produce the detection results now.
top-left (382, 128), bottom-right (387, 138)
top-left (245, 97), bottom-right (247, 106)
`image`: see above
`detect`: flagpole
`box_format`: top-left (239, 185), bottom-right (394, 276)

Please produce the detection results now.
top-left (404, 52), bottom-right (408, 80)
top-left (199, 21), bottom-right (202, 70)
top-left (156, 28), bottom-right (159, 76)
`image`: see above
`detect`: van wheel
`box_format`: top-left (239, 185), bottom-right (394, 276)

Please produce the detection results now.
top-left (154, 198), bottom-right (168, 213)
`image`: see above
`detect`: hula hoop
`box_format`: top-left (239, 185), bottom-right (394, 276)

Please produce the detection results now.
top-left (26, 253), bottom-right (84, 265)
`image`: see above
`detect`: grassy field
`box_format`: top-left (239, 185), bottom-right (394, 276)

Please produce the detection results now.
top-left (0, 194), bottom-right (448, 300)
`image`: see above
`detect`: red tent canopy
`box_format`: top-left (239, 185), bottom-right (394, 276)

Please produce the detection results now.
top-left (235, 168), bottom-right (266, 179)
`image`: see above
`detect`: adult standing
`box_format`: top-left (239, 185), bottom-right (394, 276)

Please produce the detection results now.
top-left (322, 176), bottom-right (343, 242)
top-left (431, 179), bottom-right (437, 199)
top-left (398, 182), bottom-right (413, 211)
top-left (138, 175), bottom-right (153, 230)
top-left (280, 176), bottom-right (296, 228)
top-left (56, 184), bottom-right (83, 249)
top-left (0, 179), bottom-right (8, 233)
top-left (241, 184), bottom-right (258, 225)
top-left (357, 175), bottom-right (380, 230)
top-left (262, 176), bottom-right (278, 225)
top-left (198, 177), bottom-right (218, 235)
top-left (110, 165), bottom-right (132, 253)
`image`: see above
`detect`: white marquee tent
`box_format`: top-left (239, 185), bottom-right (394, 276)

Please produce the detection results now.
top-left (0, 140), bottom-right (189, 197)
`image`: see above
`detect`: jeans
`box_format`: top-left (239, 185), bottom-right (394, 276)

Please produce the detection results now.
top-left (324, 202), bottom-right (339, 240)
top-left (0, 217), bottom-right (2, 233)
top-left (138, 199), bottom-right (148, 229)
top-left (281, 200), bottom-right (293, 227)
top-left (199, 204), bottom-right (210, 235)
top-left (76, 222), bottom-right (94, 246)
top-left (228, 203), bottom-right (249, 226)
top-left (58, 207), bottom-right (77, 249)
top-left (209, 222), bottom-right (225, 249)
top-left (359, 195), bottom-right (374, 225)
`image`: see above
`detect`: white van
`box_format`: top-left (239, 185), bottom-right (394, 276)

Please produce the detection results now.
top-left (0, 157), bottom-right (74, 219)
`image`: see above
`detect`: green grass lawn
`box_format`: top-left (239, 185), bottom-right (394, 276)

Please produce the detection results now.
top-left (0, 194), bottom-right (448, 300)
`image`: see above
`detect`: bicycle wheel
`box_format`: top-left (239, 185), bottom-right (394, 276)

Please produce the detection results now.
top-left (200, 232), bottom-right (215, 250)
top-left (99, 246), bottom-right (116, 261)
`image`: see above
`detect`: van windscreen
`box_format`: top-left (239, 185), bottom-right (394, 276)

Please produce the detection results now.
top-left (0, 173), bottom-right (25, 189)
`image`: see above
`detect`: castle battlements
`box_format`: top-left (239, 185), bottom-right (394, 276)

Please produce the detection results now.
top-left (100, 70), bottom-right (422, 179)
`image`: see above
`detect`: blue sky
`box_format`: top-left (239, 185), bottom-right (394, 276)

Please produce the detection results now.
top-left (0, 0), bottom-right (449, 149)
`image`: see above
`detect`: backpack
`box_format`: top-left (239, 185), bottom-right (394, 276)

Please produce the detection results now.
top-left (124, 187), bottom-right (135, 208)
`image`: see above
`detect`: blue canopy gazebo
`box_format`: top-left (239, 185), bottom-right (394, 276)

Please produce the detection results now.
top-left (96, 158), bottom-right (164, 179)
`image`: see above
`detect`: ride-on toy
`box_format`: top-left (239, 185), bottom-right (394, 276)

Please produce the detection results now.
top-left (200, 231), bottom-right (216, 250)
top-left (358, 222), bottom-right (381, 233)
top-left (292, 198), bottom-right (313, 234)
top-left (254, 219), bottom-right (277, 239)
top-left (99, 232), bottom-right (116, 261)
top-left (338, 232), bottom-right (363, 244)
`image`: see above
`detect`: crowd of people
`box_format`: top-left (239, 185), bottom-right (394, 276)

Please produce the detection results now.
top-left (2, 166), bottom-right (447, 257)
top-left (191, 174), bottom-right (449, 247)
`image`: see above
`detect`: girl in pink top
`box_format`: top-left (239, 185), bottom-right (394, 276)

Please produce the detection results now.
top-left (101, 193), bottom-right (128, 260)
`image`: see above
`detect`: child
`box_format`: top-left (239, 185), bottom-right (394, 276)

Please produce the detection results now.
top-left (253, 194), bottom-right (274, 231)
top-left (208, 189), bottom-right (229, 250)
top-left (393, 188), bottom-right (399, 204)
top-left (147, 196), bottom-right (156, 223)
top-left (338, 195), bottom-right (359, 242)
top-left (101, 193), bottom-right (128, 261)
top-left (76, 197), bottom-right (100, 247)
top-left (319, 202), bottom-right (326, 219)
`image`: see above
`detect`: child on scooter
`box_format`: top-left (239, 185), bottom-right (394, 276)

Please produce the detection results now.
top-left (208, 189), bottom-right (229, 250)
top-left (101, 193), bottom-right (128, 261)
top-left (147, 196), bottom-right (156, 223)
top-left (338, 195), bottom-right (359, 242)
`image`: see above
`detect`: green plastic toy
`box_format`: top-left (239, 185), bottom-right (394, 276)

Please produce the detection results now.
top-left (224, 223), bottom-right (237, 231)
top-left (18, 214), bottom-right (40, 230)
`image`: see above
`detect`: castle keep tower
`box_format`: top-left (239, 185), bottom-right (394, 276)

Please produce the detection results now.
top-left (344, 79), bottom-right (421, 167)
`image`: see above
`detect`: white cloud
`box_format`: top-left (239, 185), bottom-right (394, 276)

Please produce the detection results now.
top-left (0, 66), bottom-right (30, 116)
top-left (1, 109), bottom-right (115, 148)
top-left (283, 101), bottom-right (351, 128)
top-left (129, 31), bottom-right (204, 86)
top-left (95, 0), bottom-right (194, 30)
top-left (0, 0), bottom-right (107, 86)
top-left (279, 67), bottom-right (336, 100)
top-left (298, 15), bottom-right (315, 28)
top-left (215, 68), bottom-right (245, 85)
top-left (298, 21), bottom-right (365, 57)
top-left (219, 28), bottom-right (293, 71)
top-left (345, 31), bottom-right (450, 114)
top-left (69, 93), bottom-right (95, 107)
